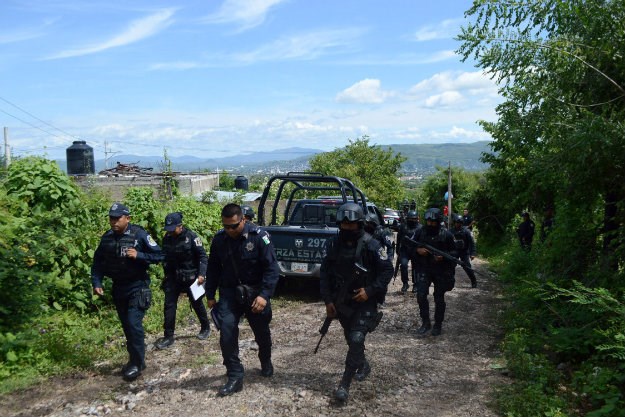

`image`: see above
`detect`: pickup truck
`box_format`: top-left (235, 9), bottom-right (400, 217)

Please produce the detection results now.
top-left (257, 172), bottom-right (383, 280)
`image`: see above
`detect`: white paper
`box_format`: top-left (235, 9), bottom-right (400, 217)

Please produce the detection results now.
top-left (190, 278), bottom-right (205, 301)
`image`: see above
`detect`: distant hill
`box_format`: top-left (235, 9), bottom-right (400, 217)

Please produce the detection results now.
top-left (56, 142), bottom-right (491, 175)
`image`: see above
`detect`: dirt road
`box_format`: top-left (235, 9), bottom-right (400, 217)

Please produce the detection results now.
top-left (1, 258), bottom-right (507, 417)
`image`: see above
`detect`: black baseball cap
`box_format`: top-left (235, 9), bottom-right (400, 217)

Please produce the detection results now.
top-left (164, 212), bottom-right (183, 231)
top-left (108, 202), bottom-right (130, 217)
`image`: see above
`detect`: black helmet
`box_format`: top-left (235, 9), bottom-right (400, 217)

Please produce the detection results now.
top-left (336, 202), bottom-right (364, 224)
top-left (365, 212), bottom-right (380, 226)
top-left (424, 208), bottom-right (443, 223)
top-left (241, 205), bottom-right (255, 220)
top-left (452, 213), bottom-right (463, 224)
top-left (407, 210), bottom-right (418, 221)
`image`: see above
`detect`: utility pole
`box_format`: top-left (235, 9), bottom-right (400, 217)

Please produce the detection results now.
top-left (104, 140), bottom-right (118, 170)
top-left (3, 127), bottom-right (11, 168)
top-left (447, 161), bottom-right (453, 220)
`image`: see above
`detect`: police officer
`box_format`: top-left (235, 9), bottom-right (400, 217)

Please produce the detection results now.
top-left (452, 214), bottom-right (477, 288)
top-left (540, 205), bottom-right (555, 242)
top-left (409, 207), bottom-right (457, 337)
top-left (462, 208), bottom-right (475, 231)
top-left (155, 212), bottom-right (211, 350)
top-left (516, 212), bottom-right (535, 251)
top-left (91, 202), bottom-right (161, 381)
top-left (241, 205), bottom-right (256, 224)
top-left (320, 203), bottom-right (393, 402)
top-left (364, 212), bottom-right (394, 307)
top-left (397, 210), bottom-right (421, 294)
top-left (205, 203), bottom-right (279, 396)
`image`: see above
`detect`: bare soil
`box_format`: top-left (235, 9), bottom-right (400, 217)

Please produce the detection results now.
top-left (0, 258), bottom-right (508, 417)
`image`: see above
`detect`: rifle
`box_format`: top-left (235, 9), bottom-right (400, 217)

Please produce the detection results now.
top-left (314, 316), bottom-right (333, 354)
top-left (315, 262), bottom-right (368, 353)
top-left (393, 256), bottom-right (400, 281)
top-left (402, 236), bottom-right (477, 274)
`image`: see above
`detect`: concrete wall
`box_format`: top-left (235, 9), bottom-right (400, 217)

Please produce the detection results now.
top-left (72, 173), bottom-right (219, 201)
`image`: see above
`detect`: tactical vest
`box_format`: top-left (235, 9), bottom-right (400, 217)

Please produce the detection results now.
top-left (452, 228), bottom-right (466, 251)
top-left (162, 229), bottom-right (197, 280)
top-left (327, 234), bottom-right (372, 289)
top-left (99, 225), bottom-right (143, 281)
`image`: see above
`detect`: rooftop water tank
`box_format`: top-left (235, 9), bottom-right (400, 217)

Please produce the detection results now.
top-left (66, 140), bottom-right (95, 175)
top-left (234, 175), bottom-right (248, 190)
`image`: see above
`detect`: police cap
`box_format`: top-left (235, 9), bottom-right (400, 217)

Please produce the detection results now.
top-left (164, 212), bottom-right (183, 231)
top-left (109, 202), bottom-right (130, 217)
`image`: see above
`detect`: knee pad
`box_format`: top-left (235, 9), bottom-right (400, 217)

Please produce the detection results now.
top-left (348, 331), bottom-right (365, 345)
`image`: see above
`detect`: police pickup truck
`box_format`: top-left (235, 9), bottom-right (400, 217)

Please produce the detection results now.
top-left (257, 172), bottom-right (383, 280)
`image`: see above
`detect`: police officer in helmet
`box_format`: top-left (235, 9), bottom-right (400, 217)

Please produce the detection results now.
top-left (364, 212), bottom-right (394, 307)
top-left (409, 207), bottom-right (457, 337)
top-left (397, 210), bottom-right (421, 294)
top-left (451, 213), bottom-right (477, 288)
top-left (155, 212), bottom-right (211, 350)
top-left (241, 205), bottom-right (256, 224)
top-left (91, 203), bottom-right (162, 381)
top-left (320, 202), bottom-right (393, 402)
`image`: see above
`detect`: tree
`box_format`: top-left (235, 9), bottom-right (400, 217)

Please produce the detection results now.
top-left (458, 0), bottom-right (625, 269)
top-left (421, 166), bottom-right (482, 215)
top-left (308, 136), bottom-right (406, 207)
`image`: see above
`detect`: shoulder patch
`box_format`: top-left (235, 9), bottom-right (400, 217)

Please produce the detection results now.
top-left (377, 246), bottom-right (388, 261)
top-left (262, 235), bottom-right (271, 245)
top-left (147, 235), bottom-right (158, 246)
top-left (194, 237), bottom-right (203, 247)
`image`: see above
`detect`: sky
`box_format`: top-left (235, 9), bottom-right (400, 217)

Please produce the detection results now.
top-left (0, 0), bottom-right (501, 161)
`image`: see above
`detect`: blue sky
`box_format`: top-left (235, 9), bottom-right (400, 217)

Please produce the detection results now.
top-left (0, 0), bottom-right (500, 160)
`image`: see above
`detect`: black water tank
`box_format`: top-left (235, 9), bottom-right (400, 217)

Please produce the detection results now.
top-left (234, 175), bottom-right (248, 190)
top-left (66, 140), bottom-right (95, 175)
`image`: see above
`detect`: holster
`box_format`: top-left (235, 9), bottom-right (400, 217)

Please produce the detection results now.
top-left (137, 287), bottom-right (152, 310)
top-left (235, 284), bottom-right (261, 306)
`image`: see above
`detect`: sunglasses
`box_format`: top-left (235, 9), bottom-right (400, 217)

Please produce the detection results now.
top-left (222, 220), bottom-right (242, 230)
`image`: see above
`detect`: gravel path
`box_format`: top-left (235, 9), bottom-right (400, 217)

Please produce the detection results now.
top-left (1, 258), bottom-right (508, 417)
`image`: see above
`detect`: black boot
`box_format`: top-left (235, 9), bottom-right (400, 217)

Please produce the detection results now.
top-left (260, 360), bottom-right (274, 377)
top-left (471, 278), bottom-right (477, 288)
top-left (401, 283), bottom-right (409, 294)
top-left (431, 323), bottom-right (442, 336)
top-left (218, 377), bottom-right (243, 396)
top-left (334, 369), bottom-right (355, 402)
top-left (354, 360), bottom-right (371, 382)
top-left (155, 336), bottom-right (174, 350)
top-left (416, 320), bottom-right (431, 336)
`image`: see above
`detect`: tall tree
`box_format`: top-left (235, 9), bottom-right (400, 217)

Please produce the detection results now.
top-left (308, 136), bottom-right (406, 207)
top-left (458, 0), bottom-right (625, 271)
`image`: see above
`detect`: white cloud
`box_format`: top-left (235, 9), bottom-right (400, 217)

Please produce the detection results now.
top-left (231, 28), bottom-right (365, 63)
top-left (336, 79), bottom-right (393, 104)
top-left (201, 0), bottom-right (286, 32)
top-left (44, 9), bottom-right (175, 60)
top-left (430, 126), bottom-right (491, 141)
top-left (413, 18), bottom-right (463, 41)
top-left (424, 91), bottom-right (464, 107)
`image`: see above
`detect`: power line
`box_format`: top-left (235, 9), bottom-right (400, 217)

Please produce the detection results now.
top-left (0, 96), bottom-right (82, 141)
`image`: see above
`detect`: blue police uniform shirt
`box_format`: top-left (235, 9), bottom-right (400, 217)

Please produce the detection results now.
top-left (205, 222), bottom-right (279, 301)
top-left (91, 223), bottom-right (161, 288)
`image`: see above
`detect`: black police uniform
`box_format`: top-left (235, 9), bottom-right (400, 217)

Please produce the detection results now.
top-left (91, 223), bottom-right (161, 372)
top-left (205, 222), bottom-right (279, 380)
top-left (410, 226), bottom-right (457, 334)
top-left (161, 227), bottom-right (210, 340)
top-left (397, 220), bottom-right (421, 292)
top-left (452, 225), bottom-right (477, 287)
top-left (517, 217), bottom-right (536, 250)
top-left (462, 213), bottom-right (474, 231)
top-left (320, 231), bottom-right (393, 396)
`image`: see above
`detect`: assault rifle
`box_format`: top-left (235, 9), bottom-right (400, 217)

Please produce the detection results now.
top-left (393, 256), bottom-right (400, 280)
top-left (314, 316), bottom-right (332, 354)
top-left (314, 262), bottom-right (368, 353)
top-left (402, 236), bottom-right (483, 276)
